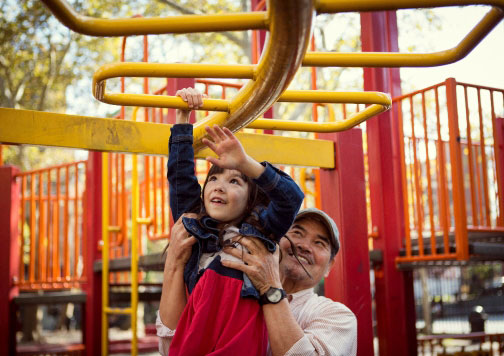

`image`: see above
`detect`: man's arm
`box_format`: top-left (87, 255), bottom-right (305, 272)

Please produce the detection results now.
top-left (158, 214), bottom-right (197, 329)
top-left (222, 237), bottom-right (304, 356)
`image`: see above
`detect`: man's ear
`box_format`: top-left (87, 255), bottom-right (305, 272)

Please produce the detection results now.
top-left (324, 258), bottom-right (337, 279)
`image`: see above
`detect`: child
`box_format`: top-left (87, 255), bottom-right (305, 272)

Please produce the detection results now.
top-left (159, 88), bottom-right (304, 356)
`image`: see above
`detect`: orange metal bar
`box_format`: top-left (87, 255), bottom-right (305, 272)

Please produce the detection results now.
top-left (38, 171), bottom-right (45, 284)
top-left (29, 174), bottom-right (36, 283)
top-left (396, 253), bottom-right (457, 263)
top-left (64, 165), bottom-right (70, 279)
top-left (54, 169), bottom-right (61, 281)
top-left (46, 171), bottom-right (52, 283)
top-left (410, 97), bottom-right (425, 256)
top-left (463, 85), bottom-right (478, 226)
top-left (74, 164), bottom-right (79, 279)
top-left (446, 78), bottom-right (469, 260)
top-left (19, 176), bottom-right (26, 284)
top-left (396, 100), bottom-right (412, 257)
top-left (477, 88), bottom-right (491, 226)
top-left (434, 87), bottom-right (451, 255)
top-left (421, 92), bottom-right (436, 256)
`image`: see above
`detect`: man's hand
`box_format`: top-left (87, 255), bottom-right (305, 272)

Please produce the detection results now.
top-left (164, 213), bottom-right (198, 270)
top-left (222, 236), bottom-right (282, 295)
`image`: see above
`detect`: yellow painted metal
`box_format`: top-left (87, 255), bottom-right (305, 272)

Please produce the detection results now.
top-left (131, 151), bottom-right (139, 356)
top-left (92, 63), bottom-right (254, 106)
top-left (41, 0), bottom-right (268, 36)
top-left (312, 0), bottom-right (503, 67)
top-left (101, 152), bottom-right (109, 356)
top-left (278, 90), bottom-right (391, 105)
top-left (0, 108), bottom-right (334, 167)
top-left (315, 0), bottom-right (504, 13)
top-left (104, 307), bottom-right (133, 314)
top-left (247, 104), bottom-right (387, 132)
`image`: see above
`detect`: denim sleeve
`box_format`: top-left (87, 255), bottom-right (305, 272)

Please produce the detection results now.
top-left (167, 124), bottom-right (202, 222)
top-left (253, 162), bottom-right (304, 241)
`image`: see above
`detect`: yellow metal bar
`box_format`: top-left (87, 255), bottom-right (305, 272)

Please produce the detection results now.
top-left (0, 106), bottom-right (334, 168)
top-left (278, 90), bottom-right (391, 105)
top-left (104, 307), bottom-right (133, 315)
top-left (93, 62), bottom-right (254, 105)
top-left (315, 0), bottom-right (503, 13)
top-left (107, 226), bottom-right (121, 232)
top-left (101, 152), bottom-right (109, 356)
top-left (131, 152), bottom-right (139, 356)
top-left (311, 1), bottom-right (503, 67)
top-left (41, 0), bottom-right (268, 36)
top-left (248, 104), bottom-right (387, 132)
top-left (136, 217), bottom-right (153, 224)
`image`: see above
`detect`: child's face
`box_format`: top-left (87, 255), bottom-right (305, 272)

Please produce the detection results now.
top-left (203, 169), bottom-right (250, 223)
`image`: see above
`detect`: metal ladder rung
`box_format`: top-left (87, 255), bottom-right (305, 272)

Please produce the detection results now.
top-left (105, 307), bottom-right (132, 315)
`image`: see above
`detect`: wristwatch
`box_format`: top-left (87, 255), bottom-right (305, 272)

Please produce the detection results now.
top-left (259, 287), bottom-right (287, 305)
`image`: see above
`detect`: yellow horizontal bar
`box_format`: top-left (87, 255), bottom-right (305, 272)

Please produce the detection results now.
top-left (137, 217), bottom-right (153, 224)
top-left (278, 90), bottom-right (391, 105)
top-left (315, 0), bottom-right (503, 13)
top-left (0, 108), bottom-right (334, 168)
top-left (105, 307), bottom-right (132, 315)
top-left (93, 62), bottom-right (255, 105)
top-left (41, 0), bottom-right (268, 36)
top-left (103, 94), bottom-right (230, 111)
top-left (247, 104), bottom-right (387, 132)
top-left (107, 226), bottom-right (121, 232)
top-left (311, 3), bottom-right (503, 67)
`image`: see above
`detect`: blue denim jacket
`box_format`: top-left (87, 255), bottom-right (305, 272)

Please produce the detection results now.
top-left (168, 124), bottom-right (304, 298)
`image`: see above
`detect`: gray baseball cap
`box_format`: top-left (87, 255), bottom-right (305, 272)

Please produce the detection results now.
top-left (295, 208), bottom-right (340, 256)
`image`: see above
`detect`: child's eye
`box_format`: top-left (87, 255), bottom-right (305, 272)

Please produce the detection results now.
top-left (208, 176), bottom-right (217, 181)
top-left (230, 178), bottom-right (240, 185)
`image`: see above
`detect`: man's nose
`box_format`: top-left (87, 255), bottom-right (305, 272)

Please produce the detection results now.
top-left (295, 241), bottom-right (311, 254)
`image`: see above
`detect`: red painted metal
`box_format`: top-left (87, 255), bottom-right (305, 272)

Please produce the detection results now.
top-left (496, 117), bottom-right (504, 226)
top-left (0, 166), bottom-right (20, 356)
top-left (361, 10), bottom-right (417, 356)
top-left (320, 129), bottom-right (374, 356)
top-left (83, 152), bottom-right (102, 356)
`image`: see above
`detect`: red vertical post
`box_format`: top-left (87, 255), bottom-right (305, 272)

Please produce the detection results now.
top-left (361, 11), bottom-right (417, 356)
top-left (166, 78), bottom-right (197, 124)
top-left (83, 152), bottom-right (103, 356)
top-left (320, 129), bottom-right (374, 356)
top-left (0, 165), bottom-right (20, 356)
top-left (495, 117), bottom-right (504, 226)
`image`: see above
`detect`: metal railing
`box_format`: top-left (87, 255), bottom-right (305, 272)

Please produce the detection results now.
top-left (15, 161), bottom-right (87, 291)
top-left (395, 78), bottom-right (504, 263)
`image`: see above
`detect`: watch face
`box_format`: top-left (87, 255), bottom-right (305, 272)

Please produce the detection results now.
top-left (267, 288), bottom-right (283, 303)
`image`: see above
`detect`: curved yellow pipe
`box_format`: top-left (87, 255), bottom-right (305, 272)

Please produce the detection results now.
top-left (305, 6), bottom-right (503, 67)
top-left (191, 0), bottom-right (315, 152)
top-left (247, 104), bottom-right (388, 132)
top-left (41, 0), bottom-right (268, 36)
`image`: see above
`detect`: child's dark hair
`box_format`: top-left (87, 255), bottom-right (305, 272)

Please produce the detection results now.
top-left (199, 164), bottom-right (270, 233)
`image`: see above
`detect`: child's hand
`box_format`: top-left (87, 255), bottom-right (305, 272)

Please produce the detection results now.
top-left (175, 87), bottom-right (205, 124)
top-left (203, 125), bottom-right (266, 178)
top-left (203, 125), bottom-right (248, 170)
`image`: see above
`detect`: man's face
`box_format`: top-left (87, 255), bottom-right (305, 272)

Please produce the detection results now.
top-left (279, 217), bottom-right (335, 292)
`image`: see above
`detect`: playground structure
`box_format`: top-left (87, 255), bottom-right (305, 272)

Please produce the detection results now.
top-left (0, 0), bottom-right (504, 355)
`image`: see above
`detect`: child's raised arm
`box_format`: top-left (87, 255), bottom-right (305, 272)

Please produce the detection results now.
top-left (203, 125), bottom-right (265, 179)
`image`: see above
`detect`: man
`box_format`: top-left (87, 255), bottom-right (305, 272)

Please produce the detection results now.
top-left (222, 208), bottom-right (357, 356)
top-left (157, 208), bottom-right (357, 355)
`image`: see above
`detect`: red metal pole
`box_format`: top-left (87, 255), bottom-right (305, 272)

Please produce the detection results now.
top-left (320, 128), bottom-right (374, 356)
top-left (0, 165), bottom-right (20, 356)
top-left (361, 10), bottom-right (417, 356)
top-left (495, 117), bottom-right (504, 226)
top-left (83, 152), bottom-right (103, 356)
